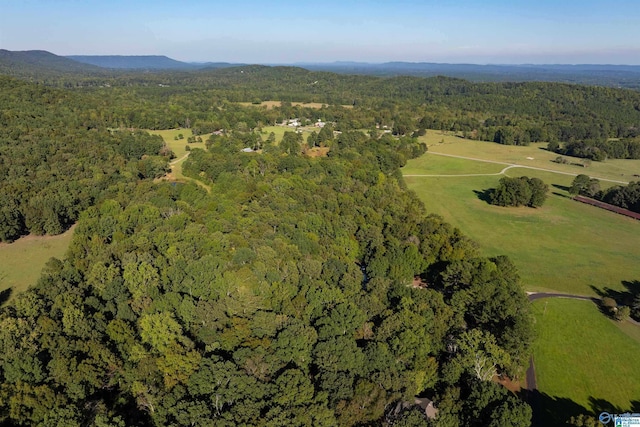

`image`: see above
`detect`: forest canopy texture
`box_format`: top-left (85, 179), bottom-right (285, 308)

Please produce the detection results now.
top-left (0, 122), bottom-right (533, 426)
top-left (6, 59), bottom-right (640, 425)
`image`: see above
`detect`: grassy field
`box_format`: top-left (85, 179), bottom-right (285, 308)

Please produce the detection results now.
top-left (0, 226), bottom-right (75, 302)
top-left (148, 129), bottom-right (207, 163)
top-left (147, 129), bottom-right (211, 191)
top-left (404, 141), bottom-right (640, 296)
top-left (238, 101), bottom-right (353, 109)
top-left (403, 153), bottom-right (505, 175)
top-left (260, 125), bottom-right (314, 143)
top-left (532, 298), bottom-right (640, 415)
top-left (420, 131), bottom-right (640, 184)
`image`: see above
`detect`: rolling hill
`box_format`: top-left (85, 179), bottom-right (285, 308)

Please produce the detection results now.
top-left (0, 49), bottom-right (106, 78)
top-left (67, 54), bottom-right (197, 70)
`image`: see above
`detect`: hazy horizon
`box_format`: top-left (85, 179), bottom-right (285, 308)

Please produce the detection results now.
top-left (2, 0), bottom-right (640, 65)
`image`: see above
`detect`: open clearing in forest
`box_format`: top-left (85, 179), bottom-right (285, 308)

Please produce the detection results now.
top-left (531, 298), bottom-right (640, 424)
top-left (148, 129), bottom-right (208, 162)
top-left (238, 101), bottom-right (353, 109)
top-left (260, 125), bottom-right (314, 143)
top-left (405, 133), bottom-right (640, 424)
top-left (147, 129), bottom-right (211, 191)
top-left (404, 137), bottom-right (640, 296)
top-left (0, 226), bottom-right (75, 302)
top-left (418, 131), bottom-right (640, 183)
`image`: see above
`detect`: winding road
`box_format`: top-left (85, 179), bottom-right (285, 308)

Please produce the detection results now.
top-left (404, 152), bottom-right (630, 185)
top-left (170, 152), bottom-right (190, 166)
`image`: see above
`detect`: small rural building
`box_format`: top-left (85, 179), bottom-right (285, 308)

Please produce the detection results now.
top-left (414, 397), bottom-right (438, 419)
top-left (389, 397), bottom-right (438, 420)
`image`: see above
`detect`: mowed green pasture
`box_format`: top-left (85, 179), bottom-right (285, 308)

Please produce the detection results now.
top-left (420, 131), bottom-right (640, 184)
top-left (402, 153), bottom-right (505, 175)
top-left (147, 129), bottom-right (211, 191)
top-left (147, 128), bottom-right (207, 159)
top-left (532, 298), bottom-right (640, 419)
top-left (237, 101), bottom-right (352, 109)
top-left (404, 154), bottom-right (640, 296)
top-left (0, 226), bottom-right (75, 302)
top-left (260, 125), bottom-right (314, 144)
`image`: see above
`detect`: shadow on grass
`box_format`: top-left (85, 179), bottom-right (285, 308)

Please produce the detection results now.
top-left (522, 390), bottom-right (640, 427)
top-left (0, 287), bottom-right (12, 307)
top-left (552, 183), bottom-right (571, 192)
top-left (551, 191), bottom-right (574, 199)
top-left (521, 390), bottom-right (588, 427)
top-left (473, 189), bottom-right (494, 204)
top-left (590, 280), bottom-right (640, 321)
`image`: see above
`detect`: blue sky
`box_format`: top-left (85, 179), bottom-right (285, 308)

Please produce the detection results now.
top-left (1, 0), bottom-right (639, 64)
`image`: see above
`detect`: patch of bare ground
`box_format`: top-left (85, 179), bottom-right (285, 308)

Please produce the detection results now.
top-left (305, 147), bottom-right (330, 157)
top-left (495, 374), bottom-right (523, 393)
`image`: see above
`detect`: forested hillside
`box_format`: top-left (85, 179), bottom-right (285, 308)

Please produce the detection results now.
top-left (3, 51), bottom-right (640, 149)
top-left (0, 77), bottom-right (171, 242)
top-left (2, 60), bottom-right (639, 425)
top-left (71, 66), bottom-right (640, 150)
top-left (0, 50), bottom-right (107, 81)
top-left (0, 124), bottom-right (533, 425)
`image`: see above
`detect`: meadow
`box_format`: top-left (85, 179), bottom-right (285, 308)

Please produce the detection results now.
top-left (531, 298), bottom-right (640, 422)
top-left (260, 125), bottom-right (314, 143)
top-left (237, 101), bottom-right (352, 109)
top-left (418, 131), bottom-right (640, 184)
top-left (147, 128), bottom-right (213, 191)
top-left (404, 134), bottom-right (640, 423)
top-left (152, 128), bottom-right (206, 152)
top-left (404, 135), bottom-right (640, 296)
top-left (0, 226), bottom-right (75, 302)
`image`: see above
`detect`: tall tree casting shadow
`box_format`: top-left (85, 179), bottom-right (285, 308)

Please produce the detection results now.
top-left (552, 183), bottom-right (571, 192)
top-left (522, 391), bottom-right (639, 427)
top-left (0, 287), bottom-right (12, 307)
top-left (473, 189), bottom-right (494, 204)
top-left (591, 280), bottom-right (640, 321)
top-left (522, 390), bottom-right (588, 427)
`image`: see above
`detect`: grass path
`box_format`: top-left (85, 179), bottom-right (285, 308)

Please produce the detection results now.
top-left (148, 129), bottom-right (212, 192)
top-left (407, 152), bottom-right (630, 184)
top-left (417, 132), bottom-right (640, 182)
top-left (405, 164), bottom-right (519, 177)
top-left (170, 153), bottom-right (190, 166)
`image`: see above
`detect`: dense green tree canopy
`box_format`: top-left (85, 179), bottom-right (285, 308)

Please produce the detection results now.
top-left (0, 69), bottom-right (573, 426)
top-left (0, 127), bottom-right (533, 426)
top-left (489, 176), bottom-right (549, 208)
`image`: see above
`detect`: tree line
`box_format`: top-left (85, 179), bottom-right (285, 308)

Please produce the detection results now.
top-left (570, 175), bottom-right (640, 214)
top-left (5, 57), bottom-right (640, 153)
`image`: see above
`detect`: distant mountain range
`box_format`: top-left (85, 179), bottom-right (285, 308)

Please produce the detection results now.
top-left (0, 49), bottom-right (105, 75)
top-left (67, 55), bottom-right (241, 70)
top-left (296, 61), bottom-right (640, 86)
top-left (1, 49), bottom-right (640, 89)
